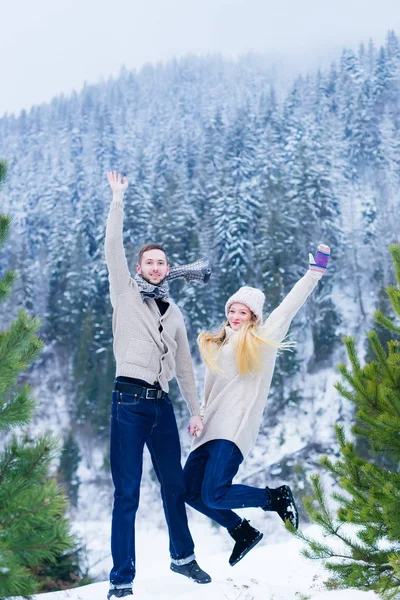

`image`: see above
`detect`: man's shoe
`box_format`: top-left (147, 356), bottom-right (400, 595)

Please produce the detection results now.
top-left (170, 559), bottom-right (211, 583)
top-left (107, 587), bottom-right (133, 599)
top-left (264, 484), bottom-right (299, 529)
top-left (228, 519), bottom-right (263, 566)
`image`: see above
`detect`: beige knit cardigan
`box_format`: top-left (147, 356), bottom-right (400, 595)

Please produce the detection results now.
top-left (104, 195), bottom-right (201, 417)
top-left (191, 270), bottom-right (322, 458)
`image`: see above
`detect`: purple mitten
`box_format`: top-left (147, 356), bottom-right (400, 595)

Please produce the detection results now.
top-left (309, 244), bottom-right (330, 274)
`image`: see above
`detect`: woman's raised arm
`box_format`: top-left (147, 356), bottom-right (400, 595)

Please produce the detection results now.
top-left (260, 244), bottom-right (331, 343)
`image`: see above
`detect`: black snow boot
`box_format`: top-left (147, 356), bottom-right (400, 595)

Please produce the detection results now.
top-left (264, 484), bottom-right (299, 530)
top-left (107, 587), bottom-right (133, 599)
top-left (228, 519), bottom-right (263, 566)
top-left (170, 559), bottom-right (211, 584)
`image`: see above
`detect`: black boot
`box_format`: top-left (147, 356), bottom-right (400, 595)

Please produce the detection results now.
top-left (228, 519), bottom-right (263, 566)
top-left (107, 587), bottom-right (133, 599)
top-left (170, 559), bottom-right (211, 584)
top-left (264, 484), bottom-right (299, 529)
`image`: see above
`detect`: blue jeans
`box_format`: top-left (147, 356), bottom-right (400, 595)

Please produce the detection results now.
top-left (109, 380), bottom-right (195, 586)
top-left (183, 439), bottom-right (270, 531)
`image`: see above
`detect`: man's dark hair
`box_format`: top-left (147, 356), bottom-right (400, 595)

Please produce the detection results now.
top-left (138, 243), bottom-right (168, 265)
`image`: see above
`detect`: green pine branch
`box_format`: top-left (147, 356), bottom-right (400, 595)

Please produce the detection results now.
top-left (368, 331), bottom-right (398, 389)
top-left (0, 384), bottom-right (37, 431)
top-left (374, 310), bottom-right (400, 336)
top-left (0, 310), bottom-right (43, 377)
top-left (0, 214), bottom-right (11, 247)
top-left (0, 215), bottom-right (15, 305)
top-left (0, 546), bottom-right (38, 597)
top-left (286, 245), bottom-right (400, 598)
top-left (388, 245), bottom-right (400, 291)
top-left (0, 208), bottom-right (76, 597)
top-left (0, 435), bottom-right (58, 494)
top-left (0, 270), bottom-right (16, 305)
top-left (0, 161), bottom-right (6, 185)
top-left (387, 286), bottom-right (400, 320)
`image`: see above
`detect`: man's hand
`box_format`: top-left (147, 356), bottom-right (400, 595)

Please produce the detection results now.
top-left (188, 415), bottom-right (204, 437)
top-left (107, 171), bottom-right (128, 197)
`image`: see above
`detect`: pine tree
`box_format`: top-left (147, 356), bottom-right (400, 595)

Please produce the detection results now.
top-left (211, 105), bottom-right (260, 300)
top-left (58, 431), bottom-right (81, 508)
top-left (30, 544), bottom-right (91, 593)
top-left (290, 244), bottom-right (400, 598)
top-left (0, 192), bottom-right (74, 595)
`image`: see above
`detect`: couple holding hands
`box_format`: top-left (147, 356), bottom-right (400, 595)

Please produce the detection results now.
top-left (105, 171), bottom-right (330, 598)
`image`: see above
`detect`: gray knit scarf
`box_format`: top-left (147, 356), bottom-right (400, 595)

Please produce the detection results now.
top-left (134, 257), bottom-right (211, 301)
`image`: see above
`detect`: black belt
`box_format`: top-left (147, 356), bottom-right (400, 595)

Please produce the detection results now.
top-left (114, 381), bottom-right (167, 400)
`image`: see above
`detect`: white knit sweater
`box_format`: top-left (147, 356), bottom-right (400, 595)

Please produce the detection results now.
top-left (104, 196), bottom-right (201, 417)
top-left (191, 270), bottom-right (322, 458)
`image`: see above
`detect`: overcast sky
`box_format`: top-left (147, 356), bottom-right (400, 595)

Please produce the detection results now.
top-left (1, 0), bottom-right (400, 117)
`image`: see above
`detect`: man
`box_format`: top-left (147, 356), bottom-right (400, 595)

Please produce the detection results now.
top-left (105, 171), bottom-right (211, 598)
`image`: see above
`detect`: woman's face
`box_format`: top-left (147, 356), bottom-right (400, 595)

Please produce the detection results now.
top-left (227, 303), bottom-right (253, 330)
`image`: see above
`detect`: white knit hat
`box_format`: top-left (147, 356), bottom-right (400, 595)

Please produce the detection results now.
top-left (225, 286), bottom-right (265, 324)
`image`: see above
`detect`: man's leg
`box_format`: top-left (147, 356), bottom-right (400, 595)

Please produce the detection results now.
top-left (145, 396), bottom-right (210, 582)
top-left (146, 397), bottom-right (195, 563)
top-left (183, 445), bottom-right (242, 531)
top-left (109, 390), bottom-right (152, 588)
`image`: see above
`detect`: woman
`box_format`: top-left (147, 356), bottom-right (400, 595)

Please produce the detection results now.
top-left (184, 244), bottom-right (330, 567)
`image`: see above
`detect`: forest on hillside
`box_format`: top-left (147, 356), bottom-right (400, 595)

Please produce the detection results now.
top-left (0, 35), bottom-right (399, 507)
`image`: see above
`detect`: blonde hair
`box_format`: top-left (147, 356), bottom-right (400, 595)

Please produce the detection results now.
top-left (198, 315), bottom-right (293, 377)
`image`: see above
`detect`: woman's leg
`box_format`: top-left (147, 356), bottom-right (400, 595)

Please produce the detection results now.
top-left (196, 440), bottom-right (298, 529)
top-left (185, 441), bottom-right (264, 567)
top-left (201, 440), bottom-right (270, 511)
top-left (184, 444), bottom-right (241, 531)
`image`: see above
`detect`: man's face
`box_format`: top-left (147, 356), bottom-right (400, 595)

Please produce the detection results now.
top-left (137, 249), bottom-right (170, 286)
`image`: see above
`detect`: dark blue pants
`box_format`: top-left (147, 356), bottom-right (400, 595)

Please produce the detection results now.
top-left (109, 381), bottom-right (195, 586)
top-left (183, 439), bottom-right (270, 531)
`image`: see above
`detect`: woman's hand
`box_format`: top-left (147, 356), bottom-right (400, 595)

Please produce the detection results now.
top-left (188, 415), bottom-right (204, 437)
top-left (107, 171), bottom-right (128, 197)
top-left (309, 244), bottom-right (330, 275)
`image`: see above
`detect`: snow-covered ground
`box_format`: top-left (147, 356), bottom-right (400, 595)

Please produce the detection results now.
top-left (50, 514), bottom-right (379, 600)
top-left (34, 522), bottom-right (379, 600)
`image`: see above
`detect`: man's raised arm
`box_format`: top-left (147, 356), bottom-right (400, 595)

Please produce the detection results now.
top-left (104, 171), bottom-right (131, 306)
